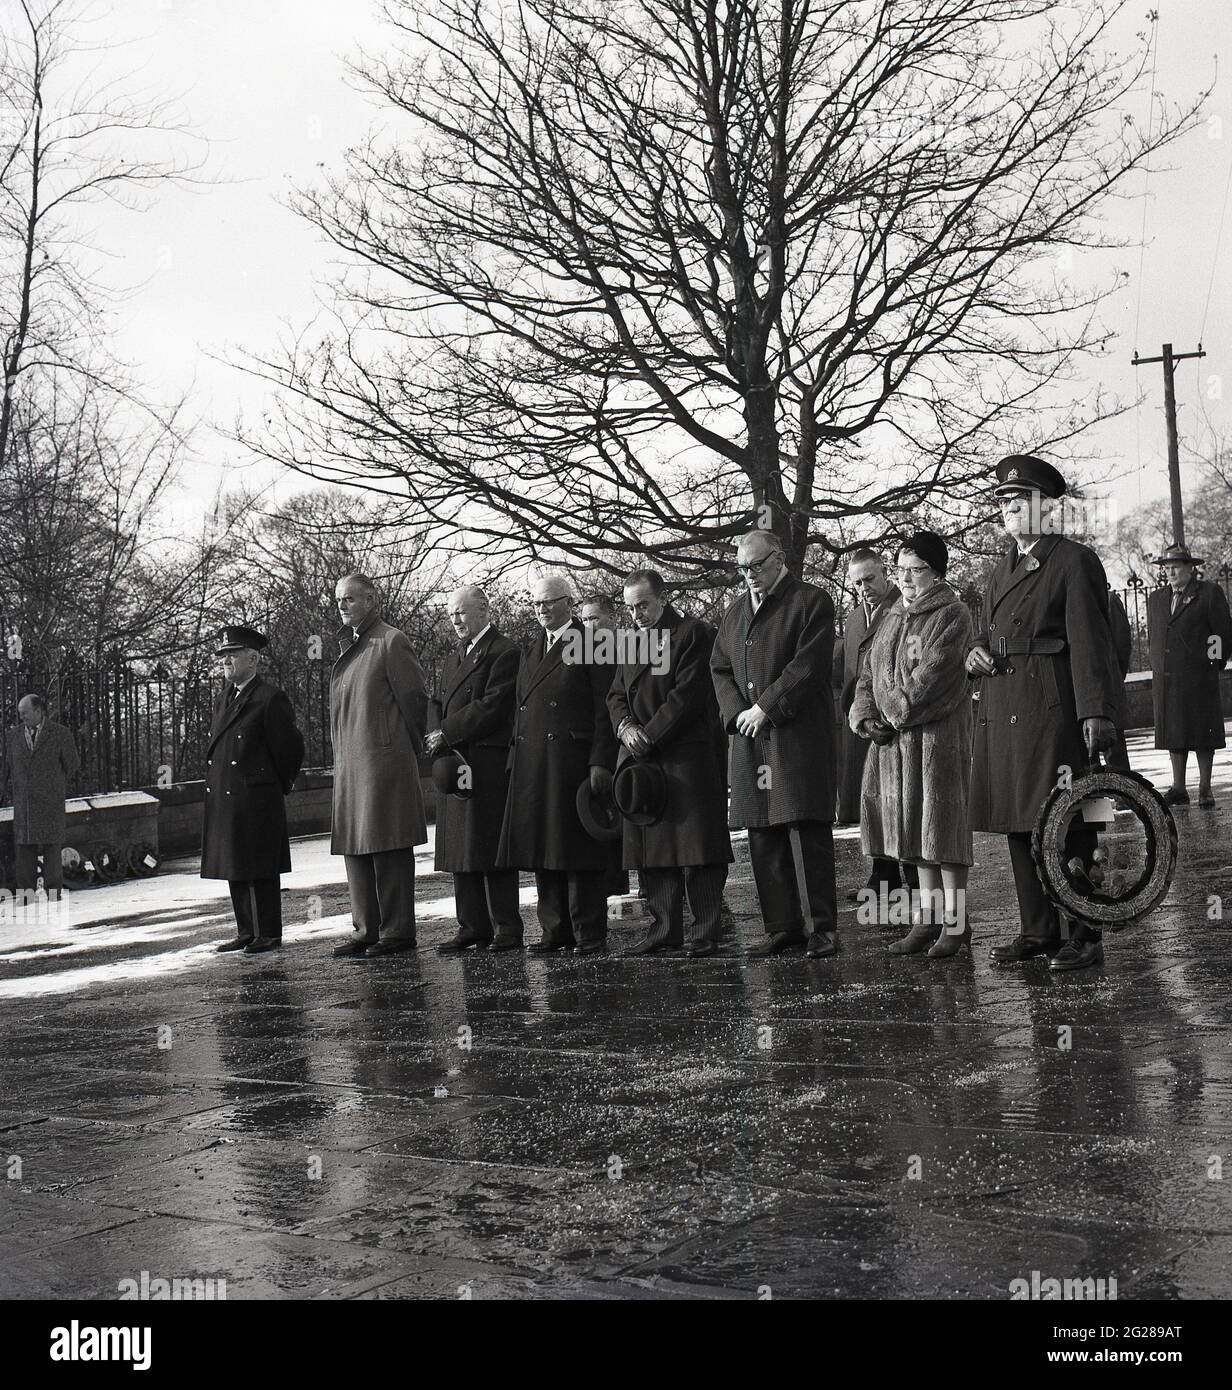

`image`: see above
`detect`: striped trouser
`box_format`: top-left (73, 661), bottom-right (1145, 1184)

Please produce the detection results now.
top-left (639, 864), bottom-right (728, 947)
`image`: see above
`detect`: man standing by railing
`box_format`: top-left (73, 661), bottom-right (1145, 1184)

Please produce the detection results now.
top-left (202, 627), bottom-right (305, 954)
top-left (1, 693), bottom-right (79, 900)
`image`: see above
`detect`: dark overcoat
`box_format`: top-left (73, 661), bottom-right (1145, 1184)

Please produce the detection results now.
top-left (330, 611), bottom-right (428, 855)
top-left (606, 606), bottom-right (732, 869)
top-left (201, 676), bottom-right (305, 880)
top-left (710, 572), bottom-right (836, 829)
top-left (969, 535), bottom-right (1122, 834)
top-left (832, 586), bottom-right (901, 823)
top-left (849, 584), bottom-right (973, 867)
top-left (497, 619), bottom-right (619, 871)
top-left (1148, 578), bottom-right (1232, 750)
top-left (2, 720), bottom-right (80, 844)
top-left (428, 627), bottom-right (520, 873)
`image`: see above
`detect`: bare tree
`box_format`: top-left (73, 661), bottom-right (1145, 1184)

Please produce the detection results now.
top-left (242, 0), bottom-right (1203, 576)
top-left (0, 0), bottom-right (202, 468)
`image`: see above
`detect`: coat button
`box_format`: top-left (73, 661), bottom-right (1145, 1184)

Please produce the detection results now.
top-left (1005, 665), bottom-right (1014, 675)
top-left (231, 760), bottom-right (237, 765)
top-left (745, 638), bottom-right (753, 646)
top-left (207, 759), bottom-right (212, 766)
top-left (1013, 618), bottom-right (1021, 625)
top-left (747, 681), bottom-right (754, 690)
top-left (979, 719), bottom-right (986, 727)
top-left (547, 732), bottom-right (555, 740)
top-left (549, 700), bottom-right (557, 707)
top-left (989, 622), bottom-right (996, 630)
top-left (520, 704), bottom-right (526, 711)
top-left (1009, 715), bottom-right (1018, 724)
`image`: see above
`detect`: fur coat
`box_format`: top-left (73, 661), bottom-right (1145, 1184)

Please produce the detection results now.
top-left (849, 581), bottom-right (974, 867)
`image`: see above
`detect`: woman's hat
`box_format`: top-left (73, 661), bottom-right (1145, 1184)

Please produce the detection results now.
top-left (899, 530), bottom-right (948, 578)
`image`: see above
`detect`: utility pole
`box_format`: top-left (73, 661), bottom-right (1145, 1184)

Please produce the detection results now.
top-left (1132, 342), bottom-right (1206, 547)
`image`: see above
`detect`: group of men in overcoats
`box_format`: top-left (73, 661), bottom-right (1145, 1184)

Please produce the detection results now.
top-left (194, 452), bottom-right (1227, 973)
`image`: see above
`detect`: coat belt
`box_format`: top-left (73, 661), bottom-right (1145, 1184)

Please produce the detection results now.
top-left (995, 637), bottom-right (1066, 657)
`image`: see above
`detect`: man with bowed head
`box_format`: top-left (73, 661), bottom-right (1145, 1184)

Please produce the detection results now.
top-left (967, 455), bottom-right (1121, 973)
top-left (710, 528), bottom-right (839, 958)
top-left (329, 572), bottom-right (429, 958)
top-left (498, 572), bottom-right (619, 955)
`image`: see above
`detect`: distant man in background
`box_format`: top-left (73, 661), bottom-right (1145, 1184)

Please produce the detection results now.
top-left (1106, 587), bottom-right (1133, 771)
top-left (580, 592), bottom-right (619, 633)
top-left (1148, 544), bottom-right (1232, 807)
top-left (330, 572), bottom-right (429, 958)
top-left (1, 694), bottom-right (79, 898)
top-left (426, 586), bottom-right (524, 953)
top-left (202, 626), bottom-right (305, 954)
top-left (711, 529), bottom-right (839, 958)
top-left (833, 548), bottom-right (913, 901)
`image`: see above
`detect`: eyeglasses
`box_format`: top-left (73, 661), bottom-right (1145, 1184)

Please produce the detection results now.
top-left (736, 554), bottom-right (781, 576)
top-left (531, 596), bottom-right (571, 610)
top-left (895, 565), bottom-right (932, 579)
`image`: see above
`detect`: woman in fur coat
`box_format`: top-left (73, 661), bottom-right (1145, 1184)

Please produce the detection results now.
top-left (849, 531), bottom-right (974, 958)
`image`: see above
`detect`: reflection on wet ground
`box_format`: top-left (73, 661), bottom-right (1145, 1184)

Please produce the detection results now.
top-left (1, 734), bottom-right (1229, 1299)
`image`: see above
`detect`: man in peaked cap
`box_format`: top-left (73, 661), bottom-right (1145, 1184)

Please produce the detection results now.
top-left (202, 625), bottom-right (305, 953)
top-left (1147, 543), bottom-right (1232, 807)
top-left (967, 455), bottom-right (1122, 972)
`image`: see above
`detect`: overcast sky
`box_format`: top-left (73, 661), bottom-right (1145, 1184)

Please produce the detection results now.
top-left (77, 0), bottom-right (1232, 548)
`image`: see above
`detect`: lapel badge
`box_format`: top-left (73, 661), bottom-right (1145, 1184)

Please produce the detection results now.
top-left (1025, 555), bottom-right (1039, 572)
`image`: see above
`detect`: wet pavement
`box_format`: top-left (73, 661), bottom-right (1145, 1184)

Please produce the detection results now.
top-left (1, 730), bottom-right (1230, 1300)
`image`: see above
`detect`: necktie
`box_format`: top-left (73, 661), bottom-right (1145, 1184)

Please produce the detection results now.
top-left (1171, 591), bottom-right (1182, 616)
top-left (226, 684), bottom-right (238, 705)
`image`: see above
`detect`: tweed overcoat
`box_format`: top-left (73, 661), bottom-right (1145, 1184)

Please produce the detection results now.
top-left (497, 619), bottom-right (619, 871)
top-left (969, 535), bottom-right (1122, 834)
top-left (201, 675), bottom-right (305, 880)
top-left (1147, 578), bottom-right (1232, 750)
top-left (606, 605), bottom-right (732, 869)
top-left (849, 583), bottom-right (974, 866)
top-left (832, 585), bottom-right (901, 824)
top-left (1, 720), bottom-right (80, 844)
top-left (330, 610), bottom-right (429, 855)
top-left (428, 627), bottom-right (520, 873)
top-left (710, 572), bottom-right (836, 829)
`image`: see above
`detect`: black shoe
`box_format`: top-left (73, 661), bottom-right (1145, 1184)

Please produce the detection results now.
top-left (488, 937), bottom-right (524, 953)
top-left (806, 931), bottom-right (839, 958)
top-left (624, 939), bottom-right (680, 956)
top-left (528, 940), bottom-right (571, 954)
top-left (1198, 792), bottom-right (1217, 809)
top-left (365, 937), bottom-right (417, 957)
top-left (333, 939), bottom-right (372, 958)
top-left (1048, 938), bottom-right (1104, 972)
top-left (1162, 786), bottom-right (1190, 806)
top-left (438, 936), bottom-right (488, 954)
top-left (573, 941), bottom-right (608, 955)
top-left (989, 934), bottom-right (1060, 964)
top-left (216, 938), bottom-right (251, 953)
top-left (684, 941), bottom-right (717, 958)
top-left (244, 937), bottom-right (281, 954)
top-left (745, 932), bottom-right (807, 957)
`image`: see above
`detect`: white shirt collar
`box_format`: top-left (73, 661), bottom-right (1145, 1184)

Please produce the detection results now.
top-left (466, 623), bottom-right (492, 652)
top-left (545, 620), bottom-right (572, 644)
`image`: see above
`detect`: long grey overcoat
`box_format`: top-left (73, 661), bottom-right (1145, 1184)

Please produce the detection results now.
top-left (849, 583), bottom-right (973, 867)
top-left (1148, 578), bottom-right (1232, 750)
top-left (428, 627), bottom-right (520, 873)
top-left (201, 675), bottom-right (305, 880)
top-left (833, 586), bottom-right (901, 824)
top-left (606, 606), bottom-right (732, 869)
top-left (330, 610), bottom-right (428, 855)
top-left (969, 536), bottom-right (1122, 834)
top-left (710, 572), bottom-right (836, 829)
top-left (2, 720), bottom-right (80, 844)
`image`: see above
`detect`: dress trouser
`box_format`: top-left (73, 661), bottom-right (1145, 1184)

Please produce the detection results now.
top-left (747, 820), bottom-right (837, 938)
top-left (535, 869), bottom-right (608, 947)
top-left (344, 847), bottom-right (417, 943)
top-left (14, 842), bottom-right (63, 892)
top-left (640, 864), bottom-right (728, 946)
top-left (1006, 820), bottom-right (1100, 943)
top-left (228, 876), bottom-right (282, 942)
top-left (454, 869), bottom-right (523, 944)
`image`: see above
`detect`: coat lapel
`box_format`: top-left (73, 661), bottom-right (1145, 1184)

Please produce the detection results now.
top-left (522, 621), bottom-right (573, 697)
top-left (1167, 579), bottom-right (1199, 626)
top-left (207, 675), bottom-right (261, 754)
top-left (624, 605), bottom-right (679, 688)
top-left (445, 627), bottom-right (495, 702)
top-left (990, 535), bottom-right (1057, 616)
top-left (858, 586), bottom-right (899, 653)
